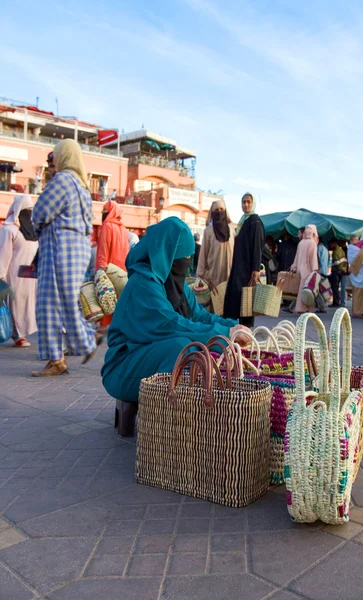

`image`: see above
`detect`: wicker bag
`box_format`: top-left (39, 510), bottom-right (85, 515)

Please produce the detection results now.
top-left (94, 269), bottom-right (117, 315)
top-left (136, 341), bottom-right (272, 507)
top-left (253, 283), bottom-right (282, 318)
top-left (352, 367), bottom-right (363, 481)
top-left (284, 309), bottom-right (362, 524)
top-left (225, 328), bottom-right (317, 485)
top-left (105, 263), bottom-right (128, 297)
top-left (277, 271), bottom-right (300, 296)
top-left (80, 282), bottom-right (104, 322)
top-left (240, 286), bottom-right (255, 317)
top-left (211, 281), bottom-right (227, 316)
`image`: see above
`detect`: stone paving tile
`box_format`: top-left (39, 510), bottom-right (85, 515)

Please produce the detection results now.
top-left (250, 530), bottom-right (341, 586)
top-left (0, 563), bottom-right (35, 600)
top-left (96, 535), bottom-right (135, 555)
top-left (18, 498), bottom-right (114, 537)
top-left (0, 537), bottom-right (96, 594)
top-left (0, 527), bottom-right (27, 550)
top-left (85, 553), bottom-right (129, 576)
top-left (209, 552), bottom-right (246, 574)
top-left (172, 534), bottom-right (209, 553)
top-left (290, 541), bottom-right (363, 599)
top-left (167, 553), bottom-right (207, 575)
top-left (48, 578), bottom-right (162, 600)
top-left (161, 574), bottom-right (275, 600)
top-left (128, 553), bottom-right (168, 576)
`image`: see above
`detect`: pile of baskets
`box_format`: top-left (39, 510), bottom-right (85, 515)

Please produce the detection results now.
top-left (80, 264), bottom-right (128, 322)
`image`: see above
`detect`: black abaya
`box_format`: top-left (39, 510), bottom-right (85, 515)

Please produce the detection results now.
top-left (223, 214), bottom-right (265, 326)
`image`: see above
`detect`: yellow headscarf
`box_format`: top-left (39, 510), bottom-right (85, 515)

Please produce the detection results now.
top-left (53, 139), bottom-right (88, 188)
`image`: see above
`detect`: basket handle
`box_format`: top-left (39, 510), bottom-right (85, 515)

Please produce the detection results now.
top-left (271, 326), bottom-right (295, 345)
top-left (294, 313), bottom-right (329, 407)
top-left (204, 336), bottom-right (240, 383)
top-left (168, 345), bottom-right (220, 408)
top-left (215, 342), bottom-right (260, 378)
top-left (252, 326), bottom-right (282, 356)
top-left (329, 308), bottom-right (352, 414)
top-left (277, 320), bottom-right (296, 335)
top-left (230, 329), bottom-right (261, 368)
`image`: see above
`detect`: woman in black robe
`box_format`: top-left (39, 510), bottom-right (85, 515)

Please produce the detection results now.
top-left (223, 193), bottom-right (265, 328)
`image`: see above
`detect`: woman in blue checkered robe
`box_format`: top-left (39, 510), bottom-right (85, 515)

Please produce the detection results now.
top-left (32, 140), bottom-right (96, 376)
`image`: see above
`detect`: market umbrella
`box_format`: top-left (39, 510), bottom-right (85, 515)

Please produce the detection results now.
top-left (261, 208), bottom-right (363, 242)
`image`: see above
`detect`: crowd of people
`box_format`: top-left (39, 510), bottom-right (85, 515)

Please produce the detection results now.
top-left (1, 143), bottom-right (363, 409)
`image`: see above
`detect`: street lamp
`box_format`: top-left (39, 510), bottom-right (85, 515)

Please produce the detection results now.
top-left (159, 196), bottom-right (165, 210)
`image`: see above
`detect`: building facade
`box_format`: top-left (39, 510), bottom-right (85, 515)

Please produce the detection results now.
top-left (0, 99), bottom-right (221, 234)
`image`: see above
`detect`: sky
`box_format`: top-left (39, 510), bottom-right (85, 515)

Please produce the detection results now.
top-left (1, 0), bottom-right (363, 222)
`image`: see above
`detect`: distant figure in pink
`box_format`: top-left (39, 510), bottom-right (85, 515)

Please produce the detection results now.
top-left (292, 224), bottom-right (319, 313)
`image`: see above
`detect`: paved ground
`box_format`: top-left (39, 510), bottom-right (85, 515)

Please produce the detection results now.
top-left (1, 307), bottom-right (363, 600)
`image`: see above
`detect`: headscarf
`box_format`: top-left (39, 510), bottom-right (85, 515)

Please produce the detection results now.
top-left (207, 200), bottom-right (230, 243)
top-left (236, 192), bottom-right (256, 234)
top-left (126, 217), bottom-right (195, 317)
top-left (53, 139), bottom-right (88, 188)
top-left (304, 224), bottom-right (319, 244)
top-left (205, 199), bottom-right (231, 226)
top-left (101, 200), bottom-right (123, 226)
top-left (4, 194), bottom-right (33, 227)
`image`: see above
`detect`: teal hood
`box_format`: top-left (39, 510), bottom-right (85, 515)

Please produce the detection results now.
top-left (126, 217), bottom-right (195, 283)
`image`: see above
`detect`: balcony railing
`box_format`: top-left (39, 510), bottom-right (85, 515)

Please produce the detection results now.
top-left (0, 130), bottom-right (121, 158)
top-left (128, 154), bottom-right (195, 178)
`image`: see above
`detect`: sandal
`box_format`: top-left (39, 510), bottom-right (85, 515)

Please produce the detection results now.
top-left (14, 338), bottom-right (31, 348)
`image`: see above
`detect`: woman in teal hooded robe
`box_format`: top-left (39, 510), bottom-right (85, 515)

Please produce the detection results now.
top-left (101, 217), bottom-right (238, 404)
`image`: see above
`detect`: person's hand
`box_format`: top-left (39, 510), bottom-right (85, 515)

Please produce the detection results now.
top-left (247, 271), bottom-right (260, 287)
top-left (229, 325), bottom-right (252, 347)
top-left (207, 280), bottom-right (218, 294)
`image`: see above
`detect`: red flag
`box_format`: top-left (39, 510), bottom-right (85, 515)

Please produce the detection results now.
top-left (98, 129), bottom-right (118, 146)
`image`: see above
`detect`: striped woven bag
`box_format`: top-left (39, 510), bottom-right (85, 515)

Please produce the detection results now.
top-left (284, 309), bottom-right (362, 524)
top-left (136, 340), bottom-right (272, 507)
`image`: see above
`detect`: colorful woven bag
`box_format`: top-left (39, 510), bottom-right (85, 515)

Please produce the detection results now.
top-left (188, 278), bottom-right (212, 311)
top-left (105, 264), bottom-right (128, 297)
top-left (223, 328), bottom-right (317, 485)
top-left (136, 340), bottom-right (272, 507)
top-left (80, 282), bottom-right (104, 322)
top-left (94, 268), bottom-right (117, 315)
top-left (284, 309), bottom-right (362, 524)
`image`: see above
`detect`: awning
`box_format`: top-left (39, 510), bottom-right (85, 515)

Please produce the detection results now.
top-left (260, 208), bottom-right (363, 241)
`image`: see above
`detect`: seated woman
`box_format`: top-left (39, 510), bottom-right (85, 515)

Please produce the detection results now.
top-left (102, 217), bottom-right (247, 436)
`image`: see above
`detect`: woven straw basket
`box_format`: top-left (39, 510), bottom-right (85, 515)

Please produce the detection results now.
top-left (351, 367), bottom-right (363, 481)
top-left (80, 282), bottom-right (104, 322)
top-left (284, 309), bottom-right (362, 524)
top-left (240, 286), bottom-right (255, 317)
top-left (105, 264), bottom-right (128, 297)
top-left (94, 269), bottom-right (117, 315)
top-left (228, 328), bottom-right (316, 485)
top-left (136, 339), bottom-right (272, 507)
top-left (253, 284), bottom-right (282, 318)
top-left (211, 281), bottom-right (227, 316)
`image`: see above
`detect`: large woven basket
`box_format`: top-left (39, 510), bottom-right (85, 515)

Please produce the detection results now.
top-left (253, 284), bottom-right (282, 318)
top-left (284, 309), bottom-right (362, 524)
top-left (240, 286), bottom-right (255, 317)
top-left (277, 271), bottom-right (300, 296)
top-left (136, 340), bottom-right (271, 507)
top-left (105, 263), bottom-right (128, 297)
top-left (80, 282), bottom-right (104, 322)
top-left (211, 281), bottom-right (227, 316)
top-left (227, 328), bottom-right (316, 485)
top-left (94, 268), bottom-right (117, 315)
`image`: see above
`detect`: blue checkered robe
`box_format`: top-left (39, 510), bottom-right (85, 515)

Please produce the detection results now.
top-left (32, 170), bottom-right (96, 360)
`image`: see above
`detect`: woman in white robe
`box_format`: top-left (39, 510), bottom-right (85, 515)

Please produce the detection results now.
top-left (0, 195), bottom-right (38, 346)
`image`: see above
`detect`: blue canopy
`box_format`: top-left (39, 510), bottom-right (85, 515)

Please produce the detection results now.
top-left (260, 208), bottom-right (363, 241)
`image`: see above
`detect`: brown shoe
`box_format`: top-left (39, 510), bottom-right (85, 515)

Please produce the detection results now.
top-left (32, 360), bottom-right (69, 377)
